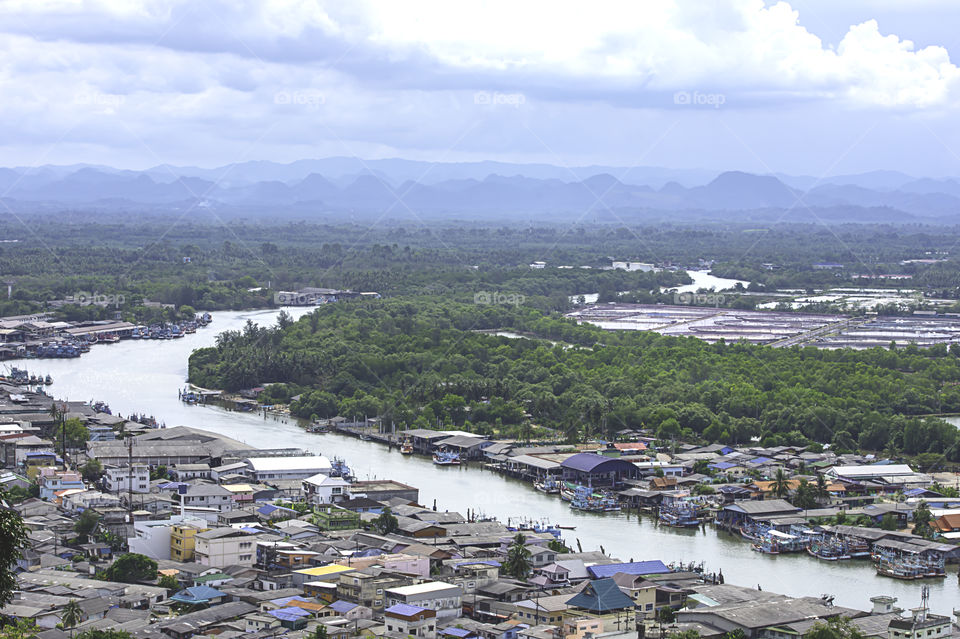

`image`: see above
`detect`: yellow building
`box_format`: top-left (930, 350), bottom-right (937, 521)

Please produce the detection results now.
top-left (171, 523), bottom-right (209, 561)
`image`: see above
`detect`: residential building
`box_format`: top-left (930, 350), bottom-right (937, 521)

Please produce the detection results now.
top-left (384, 603), bottom-right (437, 638)
top-left (303, 473), bottom-right (350, 504)
top-left (385, 581), bottom-right (463, 623)
top-left (194, 528), bottom-right (258, 567)
top-left (177, 482), bottom-right (234, 512)
top-left (338, 570), bottom-right (410, 612)
top-left (103, 464), bottom-right (150, 495)
top-left (244, 455), bottom-right (332, 481)
top-left (171, 521), bottom-right (210, 562)
top-left (37, 469), bottom-right (84, 500)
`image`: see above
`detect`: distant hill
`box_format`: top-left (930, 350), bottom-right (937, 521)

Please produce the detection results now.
top-left (1, 160), bottom-right (959, 223)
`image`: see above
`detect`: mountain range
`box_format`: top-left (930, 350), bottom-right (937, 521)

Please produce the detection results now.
top-left (2, 159), bottom-right (960, 223)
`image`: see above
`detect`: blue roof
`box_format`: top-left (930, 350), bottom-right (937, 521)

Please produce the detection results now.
top-left (561, 452), bottom-right (636, 474)
top-left (588, 560), bottom-right (670, 579)
top-left (269, 607), bottom-right (310, 621)
top-left (270, 596), bottom-right (311, 606)
top-left (171, 585), bottom-right (225, 603)
top-left (328, 600), bottom-right (358, 613)
top-left (746, 456), bottom-right (773, 465)
top-left (454, 560), bottom-right (501, 568)
top-left (709, 462), bottom-right (737, 470)
top-left (442, 628), bottom-right (474, 638)
top-left (565, 578), bottom-right (636, 612)
top-left (258, 503), bottom-right (296, 515)
top-left (386, 603), bottom-right (428, 617)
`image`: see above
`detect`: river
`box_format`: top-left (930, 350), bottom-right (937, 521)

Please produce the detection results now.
top-left (572, 270), bottom-right (748, 304)
top-left (9, 308), bottom-right (957, 612)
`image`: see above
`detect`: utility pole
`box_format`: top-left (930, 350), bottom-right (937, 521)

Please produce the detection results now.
top-left (127, 436), bottom-right (134, 513)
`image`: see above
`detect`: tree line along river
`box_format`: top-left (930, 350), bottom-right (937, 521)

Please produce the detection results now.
top-left (10, 307), bottom-right (957, 612)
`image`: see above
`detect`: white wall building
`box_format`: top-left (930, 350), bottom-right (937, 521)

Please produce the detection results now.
top-left (128, 515), bottom-right (209, 560)
top-left (194, 528), bottom-right (258, 567)
top-left (385, 582), bottom-right (463, 623)
top-left (104, 464), bottom-right (150, 494)
top-left (612, 260), bottom-right (654, 272)
top-left (303, 474), bottom-right (349, 504)
top-left (244, 455), bottom-right (332, 481)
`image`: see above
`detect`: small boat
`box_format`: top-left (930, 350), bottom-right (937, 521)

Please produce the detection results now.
top-left (130, 328), bottom-right (142, 339)
top-left (659, 498), bottom-right (701, 528)
top-left (534, 478), bottom-right (560, 494)
top-left (44, 375), bottom-right (52, 385)
top-left (400, 440), bottom-right (414, 454)
top-left (433, 449), bottom-right (461, 465)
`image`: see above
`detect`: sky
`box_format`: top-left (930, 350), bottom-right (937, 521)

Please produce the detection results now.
top-left (3, 0), bottom-right (960, 176)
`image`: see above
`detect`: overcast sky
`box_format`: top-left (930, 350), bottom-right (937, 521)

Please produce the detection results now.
top-left (4, 0), bottom-right (960, 176)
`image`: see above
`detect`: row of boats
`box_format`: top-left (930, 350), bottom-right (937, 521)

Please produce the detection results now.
top-left (1, 367), bottom-right (52, 386)
top-left (131, 314), bottom-right (212, 340)
top-left (738, 522), bottom-right (946, 580)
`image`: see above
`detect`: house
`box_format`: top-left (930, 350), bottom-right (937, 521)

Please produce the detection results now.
top-left (170, 522), bottom-right (210, 562)
top-left (385, 603), bottom-right (437, 638)
top-left (716, 500), bottom-right (801, 531)
top-left (303, 473), bottom-right (350, 505)
top-left (386, 582), bottom-right (463, 623)
top-left (171, 585), bottom-right (227, 606)
top-left (314, 504), bottom-right (362, 531)
top-left (194, 528), bottom-right (258, 567)
top-left (349, 479), bottom-right (419, 503)
top-left (563, 578), bottom-right (637, 638)
top-left (177, 482), bottom-right (234, 512)
top-left (338, 570), bottom-right (410, 612)
top-left (587, 561), bottom-right (670, 579)
top-left (37, 469), bottom-right (84, 500)
top-left (172, 463), bottom-right (212, 481)
top-left (244, 455), bottom-right (332, 481)
top-left (103, 464), bottom-right (150, 495)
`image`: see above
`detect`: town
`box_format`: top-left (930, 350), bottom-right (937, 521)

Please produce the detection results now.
top-left (0, 381), bottom-right (957, 639)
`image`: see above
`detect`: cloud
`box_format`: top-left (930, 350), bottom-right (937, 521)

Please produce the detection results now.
top-left (0, 0), bottom-right (958, 172)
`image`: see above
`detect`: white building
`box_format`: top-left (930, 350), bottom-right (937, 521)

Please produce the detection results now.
top-left (303, 474), bottom-right (350, 504)
top-left (104, 464), bottom-right (150, 494)
top-left (127, 515), bottom-right (209, 560)
top-left (178, 482), bottom-right (234, 512)
top-left (385, 582), bottom-right (463, 623)
top-left (612, 260), bottom-right (654, 272)
top-left (244, 455), bottom-right (332, 481)
top-left (194, 528), bottom-right (258, 567)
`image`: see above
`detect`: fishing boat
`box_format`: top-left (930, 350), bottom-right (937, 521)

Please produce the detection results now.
top-left (433, 449), bottom-right (461, 465)
top-left (308, 422), bottom-right (330, 434)
top-left (752, 538), bottom-right (780, 555)
top-left (534, 478), bottom-right (561, 494)
top-left (568, 484), bottom-right (620, 512)
top-left (130, 328), bottom-right (142, 339)
top-left (658, 498), bottom-right (701, 527)
top-left (44, 375), bottom-right (52, 385)
top-left (560, 481), bottom-right (580, 502)
top-left (100, 333), bottom-right (120, 343)
top-left (330, 457), bottom-right (354, 480)
top-left (399, 440), bottom-right (414, 454)
top-left (807, 537), bottom-right (850, 561)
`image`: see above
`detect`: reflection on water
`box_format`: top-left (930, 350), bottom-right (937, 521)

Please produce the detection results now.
top-left (9, 307), bottom-right (956, 612)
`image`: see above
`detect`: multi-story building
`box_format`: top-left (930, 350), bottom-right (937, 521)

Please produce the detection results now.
top-left (38, 469), bottom-right (84, 500)
top-left (303, 473), bottom-right (349, 504)
top-left (103, 464), bottom-right (150, 495)
top-left (338, 570), bottom-right (410, 613)
top-left (385, 582), bottom-right (463, 623)
top-left (194, 528), bottom-right (258, 567)
top-left (170, 521), bottom-right (210, 562)
top-left (384, 604), bottom-right (437, 638)
top-left (178, 482), bottom-right (234, 512)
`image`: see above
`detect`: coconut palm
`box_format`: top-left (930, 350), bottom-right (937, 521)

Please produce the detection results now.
top-left (771, 468), bottom-right (791, 498)
top-left (61, 599), bottom-right (82, 631)
top-left (504, 533), bottom-right (531, 579)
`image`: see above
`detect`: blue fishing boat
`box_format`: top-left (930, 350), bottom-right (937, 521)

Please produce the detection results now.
top-left (658, 497), bottom-right (701, 527)
top-left (432, 449), bottom-right (461, 465)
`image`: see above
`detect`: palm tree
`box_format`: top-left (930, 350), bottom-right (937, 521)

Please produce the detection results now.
top-left (61, 599), bottom-right (82, 632)
top-left (771, 468), bottom-right (791, 498)
top-left (504, 532), bottom-right (531, 579)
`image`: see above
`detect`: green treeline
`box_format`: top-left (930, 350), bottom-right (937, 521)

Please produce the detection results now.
top-left (188, 298), bottom-right (960, 462)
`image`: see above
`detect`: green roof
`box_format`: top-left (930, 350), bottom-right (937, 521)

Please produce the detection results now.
top-left (194, 572), bottom-right (232, 583)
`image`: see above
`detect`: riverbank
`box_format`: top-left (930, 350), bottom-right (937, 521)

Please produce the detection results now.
top-left (11, 307), bottom-right (958, 612)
